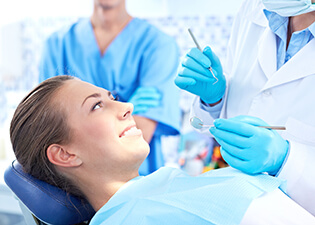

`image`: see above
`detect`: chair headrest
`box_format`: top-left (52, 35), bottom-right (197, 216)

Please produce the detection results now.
top-left (4, 160), bottom-right (95, 225)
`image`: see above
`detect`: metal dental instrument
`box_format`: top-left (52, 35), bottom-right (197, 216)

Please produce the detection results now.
top-left (187, 28), bottom-right (219, 84)
top-left (190, 116), bottom-right (286, 130)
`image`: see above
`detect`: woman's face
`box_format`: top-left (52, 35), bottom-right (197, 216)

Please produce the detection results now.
top-left (55, 79), bottom-right (149, 174)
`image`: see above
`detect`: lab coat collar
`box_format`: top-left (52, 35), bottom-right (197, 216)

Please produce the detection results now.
top-left (246, 1), bottom-right (268, 28)
top-left (262, 38), bottom-right (315, 90)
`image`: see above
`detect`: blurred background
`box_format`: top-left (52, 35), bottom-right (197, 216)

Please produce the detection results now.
top-left (0, 0), bottom-right (243, 224)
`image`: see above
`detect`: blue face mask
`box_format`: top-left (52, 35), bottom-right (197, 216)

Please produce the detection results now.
top-left (262, 0), bottom-right (315, 17)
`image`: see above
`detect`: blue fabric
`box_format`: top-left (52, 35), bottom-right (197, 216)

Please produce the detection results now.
top-left (200, 95), bottom-right (224, 119)
top-left (264, 10), bottom-right (315, 69)
top-left (39, 18), bottom-right (181, 175)
top-left (90, 167), bottom-right (285, 225)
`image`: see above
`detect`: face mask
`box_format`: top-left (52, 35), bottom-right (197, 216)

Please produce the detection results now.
top-left (262, 0), bottom-right (315, 17)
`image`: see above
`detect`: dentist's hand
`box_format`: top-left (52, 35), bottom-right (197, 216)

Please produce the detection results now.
top-left (175, 46), bottom-right (226, 104)
top-left (128, 87), bottom-right (161, 115)
top-left (209, 115), bottom-right (289, 175)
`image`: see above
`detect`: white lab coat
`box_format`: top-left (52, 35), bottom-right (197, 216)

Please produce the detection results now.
top-left (192, 0), bottom-right (315, 216)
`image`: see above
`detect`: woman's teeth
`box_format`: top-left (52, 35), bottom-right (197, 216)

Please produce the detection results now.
top-left (121, 127), bottom-right (141, 137)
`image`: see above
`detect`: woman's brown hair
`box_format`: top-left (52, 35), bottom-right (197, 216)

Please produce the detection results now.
top-left (10, 75), bottom-right (84, 198)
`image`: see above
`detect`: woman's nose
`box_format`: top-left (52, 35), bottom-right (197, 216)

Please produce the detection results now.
top-left (120, 102), bottom-right (134, 119)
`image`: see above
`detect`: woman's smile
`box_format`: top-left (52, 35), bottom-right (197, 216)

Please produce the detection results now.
top-left (119, 125), bottom-right (142, 138)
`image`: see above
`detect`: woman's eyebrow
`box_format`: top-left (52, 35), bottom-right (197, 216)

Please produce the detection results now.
top-left (81, 93), bottom-right (101, 107)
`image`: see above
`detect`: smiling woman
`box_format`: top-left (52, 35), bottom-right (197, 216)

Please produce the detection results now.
top-left (9, 76), bottom-right (315, 225)
top-left (10, 75), bottom-right (149, 209)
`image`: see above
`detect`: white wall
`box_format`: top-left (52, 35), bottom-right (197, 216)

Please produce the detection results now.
top-left (127, 0), bottom-right (244, 17)
top-left (0, 0), bottom-right (93, 71)
top-left (0, 0), bottom-right (244, 25)
top-left (0, 0), bottom-right (93, 27)
top-left (0, 23), bottom-right (23, 80)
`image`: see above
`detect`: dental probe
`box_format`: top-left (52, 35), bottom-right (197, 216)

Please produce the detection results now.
top-left (187, 28), bottom-right (219, 84)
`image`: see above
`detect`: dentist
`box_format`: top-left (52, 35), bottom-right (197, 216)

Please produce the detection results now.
top-left (175, 0), bottom-right (315, 216)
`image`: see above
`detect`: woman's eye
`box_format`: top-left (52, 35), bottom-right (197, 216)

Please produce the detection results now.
top-left (92, 101), bottom-right (102, 111)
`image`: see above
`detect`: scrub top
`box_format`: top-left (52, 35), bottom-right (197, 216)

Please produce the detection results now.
top-left (39, 18), bottom-right (181, 175)
top-left (89, 167), bottom-right (284, 225)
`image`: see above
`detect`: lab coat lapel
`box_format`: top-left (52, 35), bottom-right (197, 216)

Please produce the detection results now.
top-left (262, 38), bottom-right (315, 91)
top-left (257, 27), bottom-right (277, 80)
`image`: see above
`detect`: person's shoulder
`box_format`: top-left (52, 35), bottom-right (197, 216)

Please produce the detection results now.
top-left (132, 18), bottom-right (176, 43)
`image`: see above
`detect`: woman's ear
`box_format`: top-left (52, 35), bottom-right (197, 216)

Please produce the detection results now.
top-left (47, 144), bottom-right (82, 167)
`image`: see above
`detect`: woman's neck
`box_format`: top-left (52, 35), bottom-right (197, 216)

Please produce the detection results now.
top-left (76, 170), bottom-right (139, 211)
top-left (84, 180), bottom-right (127, 211)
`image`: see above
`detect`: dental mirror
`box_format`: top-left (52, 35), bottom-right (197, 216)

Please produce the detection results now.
top-left (189, 116), bottom-right (213, 129)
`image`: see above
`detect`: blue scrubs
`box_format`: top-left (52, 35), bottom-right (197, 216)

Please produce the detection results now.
top-left (39, 18), bottom-right (181, 175)
top-left (89, 167), bottom-right (285, 225)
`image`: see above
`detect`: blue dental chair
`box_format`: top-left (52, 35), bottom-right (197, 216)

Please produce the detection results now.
top-left (4, 160), bottom-right (95, 225)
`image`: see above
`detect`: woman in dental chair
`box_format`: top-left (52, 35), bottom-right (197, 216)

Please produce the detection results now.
top-left (10, 75), bottom-right (315, 225)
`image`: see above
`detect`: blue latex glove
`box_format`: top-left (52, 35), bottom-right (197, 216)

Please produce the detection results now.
top-left (128, 87), bottom-right (161, 115)
top-left (175, 46), bottom-right (226, 104)
top-left (209, 115), bottom-right (289, 175)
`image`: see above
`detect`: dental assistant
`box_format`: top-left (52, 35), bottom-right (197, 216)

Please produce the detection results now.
top-left (175, 0), bottom-right (315, 216)
top-left (39, 0), bottom-right (181, 175)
